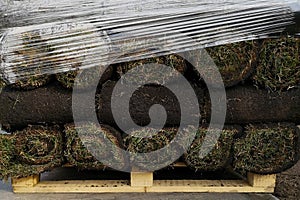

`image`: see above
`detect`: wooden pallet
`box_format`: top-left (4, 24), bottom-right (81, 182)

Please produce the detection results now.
top-left (12, 164), bottom-right (276, 193)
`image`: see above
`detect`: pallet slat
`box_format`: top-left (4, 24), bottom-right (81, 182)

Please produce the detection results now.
top-left (12, 171), bottom-right (276, 193)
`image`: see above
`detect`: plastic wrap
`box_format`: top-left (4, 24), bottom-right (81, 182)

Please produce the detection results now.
top-left (0, 0), bottom-right (299, 83)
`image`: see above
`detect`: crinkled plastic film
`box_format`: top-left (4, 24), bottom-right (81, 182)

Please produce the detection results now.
top-left (0, 0), bottom-right (299, 83)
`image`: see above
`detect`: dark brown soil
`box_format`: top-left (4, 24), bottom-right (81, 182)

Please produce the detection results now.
top-left (97, 81), bottom-right (205, 127)
top-left (2, 82), bottom-right (300, 130)
top-left (0, 83), bottom-right (73, 130)
top-left (204, 86), bottom-right (300, 124)
top-left (275, 160), bottom-right (300, 200)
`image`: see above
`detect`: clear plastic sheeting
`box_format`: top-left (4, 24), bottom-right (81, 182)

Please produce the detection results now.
top-left (0, 0), bottom-right (299, 83)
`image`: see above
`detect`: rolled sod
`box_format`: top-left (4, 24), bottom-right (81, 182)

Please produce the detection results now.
top-left (233, 123), bottom-right (300, 174)
top-left (97, 81), bottom-right (205, 127)
top-left (186, 41), bottom-right (257, 88)
top-left (123, 127), bottom-right (186, 170)
top-left (115, 54), bottom-right (187, 85)
top-left (55, 65), bottom-right (113, 90)
top-left (0, 134), bottom-right (15, 179)
top-left (0, 125), bottom-right (63, 179)
top-left (203, 86), bottom-right (300, 124)
top-left (64, 123), bottom-right (127, 170)
top-left (0, 84), bottom-right (73, 130)
top-left (184, 126), bottom-right (240, 171)
top-left (8, 31), bottom-right (56, 90)
top-left (253, 36), bottom-right (300, 91)
top-left (1, 83), bottom-right (300, 130)
top-left (9, 75), bottom-right (52, 90)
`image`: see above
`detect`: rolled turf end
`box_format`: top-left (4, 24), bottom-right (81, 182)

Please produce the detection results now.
top-left (184, 126), bottom-right (240, 171)
top-left (9, 75), bottom-right (52, 90)
top-left (64, 123), bottom-right (126, 170)
top-left (253, 36), bottom-right (300, 92)
top-left (115, 54), bottom-right (187, 85)
top-left (0, 125), bottom-right (63, 179)
top-left (233, 123), bottom-right (300, 174)
top-left (56, 65), bottom-right (113, 90)
top-left (187, 41), bottom-right (257, 88)
top-left (123, 127), bottom-right (183, 170)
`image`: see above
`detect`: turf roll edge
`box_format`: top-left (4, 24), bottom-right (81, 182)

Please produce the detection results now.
top-left (233, 123), bottom-right (300, 174)
top-left (64, 123), bottom-right (127, 170)
top-left (0, 125), bottom-right (63, 179)
top-left (184, 126), bottom-right (241, 171)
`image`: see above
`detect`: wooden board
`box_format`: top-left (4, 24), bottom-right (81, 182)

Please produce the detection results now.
top-left (12, 171), bottom-right (276, 193)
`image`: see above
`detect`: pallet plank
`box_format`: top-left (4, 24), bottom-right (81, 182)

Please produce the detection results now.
top-left (12, 171), bottom-right (276, 193)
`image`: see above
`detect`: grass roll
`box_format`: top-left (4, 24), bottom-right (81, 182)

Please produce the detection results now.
top-left (206, 41), bottom-right (257, 87)
top-left (0, 84), bottom-right (73, 130)
top-left (55, 65), bottom-right (113, 90)
top-left (253, 36), bottom-right (300, 92)
top-left (64, 123), bottom-right (126, 170)
top-left (123, 127), bottom-right (181, 170)
top-left (233, 123), bottom-right (300, 174)
top-left (0, 125), bottom-right (63, 179)
top-left (97, 80), bottom-right (205, 127)
top-left (115, 54), bottom-right (187, 85)
top-left (186, 41), bottom-right (257, 88)
top-left (203, 85), bottom-right (300, 124)
top-left (184, 126), bottom-right (240, 171)
top-left (8, 31), bottom-right (55, 90)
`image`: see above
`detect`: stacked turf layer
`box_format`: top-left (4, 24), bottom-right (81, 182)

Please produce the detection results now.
top-left (0, 36), bottom-right (299, 180)
top-left (233, 123), bottom-right (300, 174)
top-left (0, 125), bottom-right (63, 179)
top-left (184, 126), bottom-right (240, 171)
top-left (1, 83), bottom-right (299, 129)
top-left (64, 123), bottom-right (127, 170)
top-left (1, 37), bottom-right (300, 127)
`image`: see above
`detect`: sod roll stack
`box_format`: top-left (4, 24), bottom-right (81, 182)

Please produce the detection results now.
top-left (0, 36), bottom-right (299, 179)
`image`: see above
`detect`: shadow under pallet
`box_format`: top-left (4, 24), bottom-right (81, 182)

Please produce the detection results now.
top-left (11, 163), bottom-right (276, 193)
